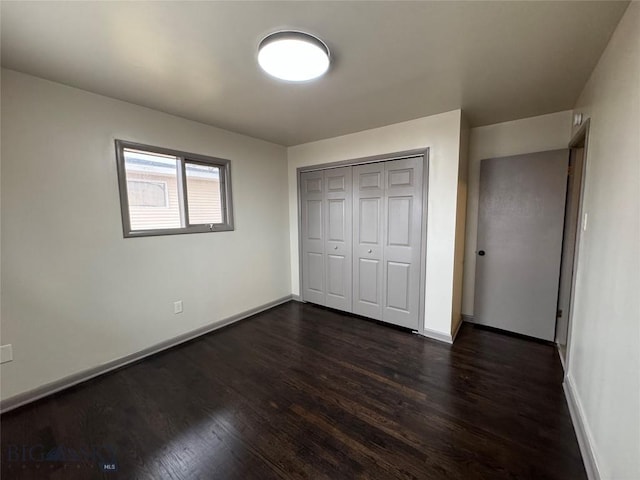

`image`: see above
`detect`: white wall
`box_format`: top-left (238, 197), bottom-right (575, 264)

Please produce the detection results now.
top-left (566, 3), bottom-right (640, 479)
top-left (462, 110), bottom-right (573, 315)
top-left (287, 110), bottom-right (464, 337)
top-left (0, 69), bottom-right (291, 401)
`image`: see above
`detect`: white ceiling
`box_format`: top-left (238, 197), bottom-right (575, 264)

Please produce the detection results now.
top-left (1, 1), bottom-right (629, 146)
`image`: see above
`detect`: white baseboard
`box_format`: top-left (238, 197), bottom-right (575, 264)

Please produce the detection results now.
top-left (563, 374), bottom-right (601, 480)
top-left (416, 327), bottom-right (454, 344)
top-left (0, 295), bottom-right (294, 414)
top-left (416, 316), bottom-right (464, 345)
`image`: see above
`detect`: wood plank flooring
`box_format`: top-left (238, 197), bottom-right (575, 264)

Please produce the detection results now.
top-left (0, 301), bottom-right (586, 479)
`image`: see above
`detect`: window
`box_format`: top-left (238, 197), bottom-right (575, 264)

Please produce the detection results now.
top-left (115, 140), bottom-right (234, 237)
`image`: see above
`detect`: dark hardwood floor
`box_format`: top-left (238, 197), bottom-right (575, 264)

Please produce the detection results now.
top-left (1, 301), bottom-right (586, 479)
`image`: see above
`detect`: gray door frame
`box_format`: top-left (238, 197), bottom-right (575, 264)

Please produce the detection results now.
top-left (562, 119), bottom-right (591, 371)
top-left (296, 148), bottom-right (430, 334)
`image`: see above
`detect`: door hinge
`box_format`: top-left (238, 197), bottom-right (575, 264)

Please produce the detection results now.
top-left (557, 309), bottom-right (563, 318)
top-left (567, 165), bottom-right (573, 176)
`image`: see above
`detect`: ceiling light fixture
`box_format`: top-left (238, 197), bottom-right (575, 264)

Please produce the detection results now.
top-left (258, 31), bottom-right (330, 82)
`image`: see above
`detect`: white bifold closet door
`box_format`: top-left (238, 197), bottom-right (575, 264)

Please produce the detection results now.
top-left (353, 158), bottom-right (423, 329)
top-left (382, 158), bottom-right (423, 329)
top-left (301, 170), bottom-right (325, 305)
top-left (300, 167), bottom-right (353, 311)
top-left (324, 167), bottom-right (353, 311)
top-left (302, 157), bottom-right (423, 331)
top-left (352, 162), bottom-right (385, 320)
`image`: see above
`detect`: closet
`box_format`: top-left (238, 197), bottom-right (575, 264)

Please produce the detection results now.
top-left (300, 155), bottom-right (425, 330)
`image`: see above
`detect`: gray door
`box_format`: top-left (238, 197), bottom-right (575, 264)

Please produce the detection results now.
top-left (325, 167), bottom-right (353, 311)
top-left (474, 150), bottom-right (569, 340)
top-left (382, 157), bottom-right (423, 329)
top-left (300, 170), bottom-right (325, 305)
top-left (353, 163), bottom-right (385, 319)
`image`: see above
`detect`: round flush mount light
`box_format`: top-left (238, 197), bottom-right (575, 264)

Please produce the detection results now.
top-left (258, 31), bottom-right (330, 82)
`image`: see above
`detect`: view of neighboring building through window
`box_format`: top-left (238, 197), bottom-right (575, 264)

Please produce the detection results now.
top-left (185, 163), bottom-right (223, 224)
top-left (124, 150), bottom-right (182, 230)
top-left (116, 141), bottom-right (233, 237)
top-left (127, 180), bottom-right (169, 208)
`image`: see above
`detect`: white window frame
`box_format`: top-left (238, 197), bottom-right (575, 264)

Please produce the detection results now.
top-left (115, 140), bottom-right (234, 238)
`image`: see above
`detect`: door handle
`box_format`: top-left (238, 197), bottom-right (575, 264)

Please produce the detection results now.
top-left (368, 249), bottom-right (373, 254)
top-left (334, 246), bottom-right (338, 250)
top-left (478, 250), bottom-right (485, 256)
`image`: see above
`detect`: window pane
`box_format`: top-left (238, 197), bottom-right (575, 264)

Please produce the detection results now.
top-left (127, 180), bottom-right (168, 207)
top-left (124, 149), bottom-right (182, 230)
top-left (185, 163), bottom-right (223, 224)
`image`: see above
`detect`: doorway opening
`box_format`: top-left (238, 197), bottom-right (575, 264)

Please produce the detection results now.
top-left (555, 119), bottom-right (590, 368)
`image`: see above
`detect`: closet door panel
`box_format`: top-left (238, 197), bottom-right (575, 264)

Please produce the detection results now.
top-left (386, 261), bottom-right (410, 311)
top-left (353, 163), bottom-right (384, 320)
top-left (324, 167), bottom-right (352, 311)
top-left (301, 170), bottom-right (325, 305)
top-left (382, 157), bottom-right (423, 329)
top-left (359, 198), bottom-right (380, 244)
top-left (307, 252), bottom-right (324, 292)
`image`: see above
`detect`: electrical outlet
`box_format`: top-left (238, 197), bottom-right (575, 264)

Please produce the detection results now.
top-left (1, 345), bottom-right (13, 364)
top-left (174, 300), bottom-right (183, 314)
